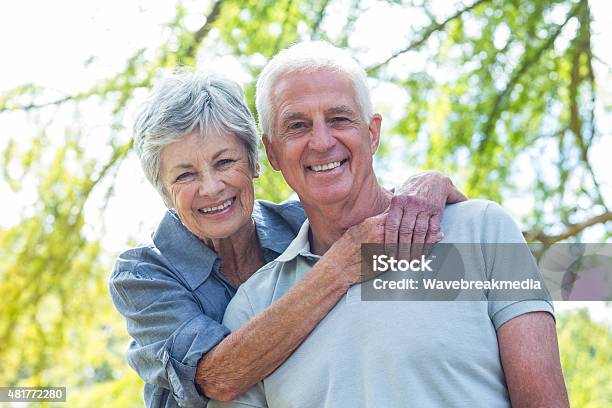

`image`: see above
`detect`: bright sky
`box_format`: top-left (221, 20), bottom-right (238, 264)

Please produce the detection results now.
top-left (1, 0), bottom-right (611, 322)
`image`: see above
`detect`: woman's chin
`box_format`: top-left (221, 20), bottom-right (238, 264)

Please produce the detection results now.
top-left (193, 212), bottom-right (252, 242)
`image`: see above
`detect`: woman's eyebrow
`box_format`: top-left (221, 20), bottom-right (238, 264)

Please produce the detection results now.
top-left (171, 163), bottom-right (194, 171)
top-left (211, 148), bottom-right (231, 161)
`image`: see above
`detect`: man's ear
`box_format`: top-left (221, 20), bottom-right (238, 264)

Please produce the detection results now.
top-left (368, 113), bottom-right (382, 154)
top-left (262, 135), bottom-right (281, 171)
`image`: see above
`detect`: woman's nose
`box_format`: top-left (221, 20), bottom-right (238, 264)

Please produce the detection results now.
top-left (198, 172), bottom-right (224, 197)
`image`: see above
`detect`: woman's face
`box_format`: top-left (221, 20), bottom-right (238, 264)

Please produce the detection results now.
top-left (160, 129), bottom-right (255, 241)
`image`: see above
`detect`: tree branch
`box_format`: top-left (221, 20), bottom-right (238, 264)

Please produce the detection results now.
top-left (311, 0), bottom-right (332, 39)
top-left (273, 0), bottom-right (296, 53)
top-left (183, 0), bottom-right (225, 60)
top-left (469, 0), bottom-right (584, 188)
top-left (0, 95), bottom-right (74, 113)
top-left (366, 0), bottom-right (489, 74)
top-left (524, 211), bottom-right (612, 244)
top-left (479, 1), bottom-right (583, 154)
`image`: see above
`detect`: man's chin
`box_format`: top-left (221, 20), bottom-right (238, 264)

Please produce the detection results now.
top-left (302, 188), bottom-right (351, 207)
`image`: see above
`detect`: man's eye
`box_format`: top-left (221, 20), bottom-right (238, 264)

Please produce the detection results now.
top-left (288, 122), bottom-right (306, 130)
top-left (331, 117), bottom-right (350, 124)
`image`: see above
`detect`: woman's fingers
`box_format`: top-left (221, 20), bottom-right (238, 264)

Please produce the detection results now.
top-left (386, 195), bottom-right (445, 260)
top-left (384, 196), bottom-right (403, 258)
top-left (424, 212), bottom-right (443, 243)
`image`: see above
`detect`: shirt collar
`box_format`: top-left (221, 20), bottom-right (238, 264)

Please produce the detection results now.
top-left (152, 209), bottom-right (220, 291)
top-left (276, 219), bottom-right (320, 263)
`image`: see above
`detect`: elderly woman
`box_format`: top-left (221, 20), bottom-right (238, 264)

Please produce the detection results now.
top-left (109, 72), bottom-right (466, 408)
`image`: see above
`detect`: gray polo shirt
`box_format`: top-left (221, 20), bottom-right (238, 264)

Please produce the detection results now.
top-left (209, 199), bottom-right (554, 408)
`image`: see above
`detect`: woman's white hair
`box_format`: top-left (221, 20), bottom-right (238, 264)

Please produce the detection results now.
top-left (133, 71), bottom-right (259, 207)
top-left (255, 41), bottom-right (373, 140)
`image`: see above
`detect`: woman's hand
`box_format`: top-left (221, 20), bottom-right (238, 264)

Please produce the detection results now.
top-left (318, 171), bottom-right (467, 287)
top-left (387, 170), bottom-right (467, 259)
top-left (319, 213), bottom-right (386, 287)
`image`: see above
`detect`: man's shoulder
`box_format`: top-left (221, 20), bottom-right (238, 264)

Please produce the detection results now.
top-left (440, 199), bottom-right (489, 237)
top-left (441, 199), bottom-right (523, 243)
top-left (442, 198), bottom-right (492, 218)
top-left (235, 259), bottom-right (291, 313)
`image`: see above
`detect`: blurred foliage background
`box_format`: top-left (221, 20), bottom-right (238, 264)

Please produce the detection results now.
top-left (0, 0), bottom-right (610, 406)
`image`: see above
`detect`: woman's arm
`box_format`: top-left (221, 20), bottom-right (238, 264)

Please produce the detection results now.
top-left (196, 214), bottom-right (385, 401)
top-left (196, 172), bottom-right (465, 401)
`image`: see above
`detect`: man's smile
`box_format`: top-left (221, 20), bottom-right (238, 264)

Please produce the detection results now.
top-left (306, 159), bottom-right (349, 173)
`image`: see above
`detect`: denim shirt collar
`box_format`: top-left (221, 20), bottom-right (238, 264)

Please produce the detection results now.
top-left (252, 202), bottom-right (297, 257)
top-left (152, 209), bottom-right (220, 291)
top-left (152, 202), bottom-right (296, 290)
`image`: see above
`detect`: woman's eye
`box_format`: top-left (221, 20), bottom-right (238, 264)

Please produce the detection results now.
top-left (176, 172), bottom-right (193, 181)
top-left (217, 159), bottom-right (234, 167)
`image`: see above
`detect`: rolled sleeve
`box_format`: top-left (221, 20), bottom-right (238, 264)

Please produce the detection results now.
top-left (490, 299), bottom-right (555, 330)
top-left (159, 313), bottom-right (230, 406)
top-left (110, 263), bottom-right (229, 407)
top-left (481, 202), bottom-right (555, 330)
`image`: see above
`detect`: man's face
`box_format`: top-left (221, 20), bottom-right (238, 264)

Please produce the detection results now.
top-left (263, 70), bottom-right (381, 208)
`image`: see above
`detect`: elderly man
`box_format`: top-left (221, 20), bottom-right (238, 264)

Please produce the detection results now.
top-left (210, 42), bottom-right (569, 408)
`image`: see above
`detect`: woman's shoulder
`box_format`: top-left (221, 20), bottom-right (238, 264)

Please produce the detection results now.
top-left (253, 199), bottom-right (306, 234)
top-left (111, 209), bottom-right (218, 290)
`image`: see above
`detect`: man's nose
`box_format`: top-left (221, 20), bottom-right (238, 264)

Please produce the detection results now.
top-left (308, 120), bottom-right (336, 152)
top-left (198, 171), bottom-right (224, 197)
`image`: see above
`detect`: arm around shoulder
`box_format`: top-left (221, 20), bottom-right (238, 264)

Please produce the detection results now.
top-left (196, 253), bottom-right (353, 402)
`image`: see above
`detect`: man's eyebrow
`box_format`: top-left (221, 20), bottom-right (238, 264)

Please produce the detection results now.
top-left (326, 105), bottom-right (355, 116)
top-left (280, 111), bottom-right (308, 124)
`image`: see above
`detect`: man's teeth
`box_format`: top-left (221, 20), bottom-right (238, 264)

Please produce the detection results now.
top-left (200, 199), bottom-right (233, 213)
top-left (310, 161), bottom-right (342, 172)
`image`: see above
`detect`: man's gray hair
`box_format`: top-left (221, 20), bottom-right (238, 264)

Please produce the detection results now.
top-left (133, 71), bottom-right (259, 207)
top-left (255, 41), bottom-right (373, 140)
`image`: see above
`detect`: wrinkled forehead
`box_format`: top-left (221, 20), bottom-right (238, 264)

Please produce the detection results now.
top-left (270, 69), bottom-right (361, 118)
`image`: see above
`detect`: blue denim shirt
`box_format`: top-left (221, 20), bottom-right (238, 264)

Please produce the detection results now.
top-left (109, 200), bottom-right (306, 408)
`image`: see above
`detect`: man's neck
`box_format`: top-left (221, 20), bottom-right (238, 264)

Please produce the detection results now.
top-left (303, 176), bottom-right (392, 255)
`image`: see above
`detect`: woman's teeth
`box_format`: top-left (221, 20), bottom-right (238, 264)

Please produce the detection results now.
top-left (199, 198), bottom-right (233, 213)
top-left (310, 161), bottom-right (341, 172)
